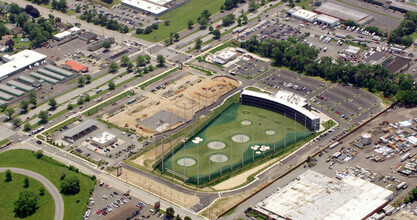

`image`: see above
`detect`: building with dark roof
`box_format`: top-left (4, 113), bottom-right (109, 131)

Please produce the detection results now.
top-left (79, 32), bottom-right (97, 42)
top-left (62, 120), bottom-right (98, 141)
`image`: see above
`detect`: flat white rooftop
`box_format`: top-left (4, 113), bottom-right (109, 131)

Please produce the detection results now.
top-left (122, 0), bottom-right (168, 14)
top-left (147, 0), bottom-right (174, 6)
top-left (92, 132), bottom-right (117, 144)
top-left (0, 50), bottom-right (46, 79)
top-left (242, 89), bottom-right (319, 121)
top-left (254, 170), bottom-right (393, 220)
top-left (291, 8), bottom-right (317, 20)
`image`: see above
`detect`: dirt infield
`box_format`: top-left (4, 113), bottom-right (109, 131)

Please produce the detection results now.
top-left (105, 76), bottom-right (239, 137)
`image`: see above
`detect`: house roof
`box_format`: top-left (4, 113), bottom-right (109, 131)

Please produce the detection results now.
top-left (65, 60), bottom-right (88, 72)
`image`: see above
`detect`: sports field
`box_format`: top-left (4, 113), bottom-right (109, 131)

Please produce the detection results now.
top-left (134, 0), bottom-right (224, 42)
top-left (155, 103), bottom-right (312, 184)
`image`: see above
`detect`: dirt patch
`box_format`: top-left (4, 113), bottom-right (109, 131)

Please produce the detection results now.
top-left (105, 76), bottom-right (239, 137)
top-left (114, 169), bottom-right (200, 208)
top-left (201, 181), bottom-right (269, 219)
top-left (212, 157), bottom-right (280, 191)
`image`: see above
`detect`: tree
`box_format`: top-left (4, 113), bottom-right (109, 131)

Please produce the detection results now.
top-left (126, 62), bottom-right (134, 72)
top-left (144, 54), bottom-right (151, 63)
top-left (0, 103), bottom-right (7, 112)
top-left (85, 75), bottom-right (91, 84)
top-left (195, 38), bottom-right (202, 50)
top-left (157, 54), bottom-right (165, 67)
top-left (38, 111), bottom-right (48, 124)
top-left (10, 3), bottom-right (22, 14)
top-left (173, 32), bottom-right (180, 41)
top-left (222, 14), bottom-right (235, 26)
top-left (67, 104), bottom-right (73, 110)
top-left (144, 26), bottom-right (153, 34)
top-left (136, 28), bottom-right (144, 34)
top-left (102, 41), bottom-right (111, 49)
top-left (108, 81), bottom-right (115, 90)
top-left (39, 188), bottom-right (45, 196)
top-left (121, 55), bottom-right (130, 67)
top-left (184, 217), bottom-right (192, 220)
top-left (20, 100), bottom-right (29, 113)
top-left (12, 118), bottom-right (22, 128)
top-left (136, 55), bottom-right (146, 67)
top-left (24, 177), bottom-right (29, 188)
top-left (175, 214), bottom-right (182, 220)
top-left (237, 17), bottom-right (242, 26)
top-left (187, 19), bottom-right (194, 29)
top-left (78, 77), bottom-right (85, 87)
top-left (248, 0), bottom-right (257, 12)
top-left (109, 62), bottom-right (118, 73)
top-left (5, 108), bottom-right (15, 120)
top-left (5, 38), bottom-right (14, 51)
top-left (23, 123), bottom-right (31, 132)
top-left (36, 150), bottom-right (43, 159)
top-left (164, 20), bottom-right (170, 26)
top-left (77, 97), bottom-right (84, 105)
top-left (48, 98), bottom-right (57, 110)
top-left (212, 29), bottom-right (221, 39)
top-left (13, 191), bottom-right (39, 218)
top-left (5, 169), bottom-right (12, 182)
top-left (84, 93), bottom-right (91, 102)
top-left (166, 207), bottom-right (175, 218)
top-left (29, 92), bottom-right (37, 107)
top-left (0, 23), bottom-right (9, 37)
top-left (60, 176), bottom-right (80, 195)
top-left (148, 65), bottom-right (154, 72)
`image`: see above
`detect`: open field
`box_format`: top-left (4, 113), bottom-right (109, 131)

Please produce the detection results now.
top-left (0, 150), bottom-right (96, 220)
top-left (155, 103), bottom-right (312, 185)
top-left (134, 0), bottom-right (224, 42)
top-left (0, 173), bottom-right (54, 220)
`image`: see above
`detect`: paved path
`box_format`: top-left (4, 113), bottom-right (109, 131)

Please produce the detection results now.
top-left (0, 167), bottom-right (64, 220)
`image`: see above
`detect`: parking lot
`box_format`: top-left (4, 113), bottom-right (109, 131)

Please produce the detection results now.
top-left (226, 57), bottom-right (271, 79)
top-left (87, 181), bottom-right (159, 220)
top-left (53, 120), bottom-right (142, 167)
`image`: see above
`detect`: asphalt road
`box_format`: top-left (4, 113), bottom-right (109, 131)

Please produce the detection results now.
top-left (0, 167), bottom-right (65, 220)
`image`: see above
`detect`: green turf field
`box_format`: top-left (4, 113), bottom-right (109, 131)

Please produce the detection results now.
top-left (156, 103), bottom-right (312, 184)
top-left (0, 173), bottom-right (54, 220)
top-left (134, 0), bottom-right (224, 42)
top-left (0, 150), bottom-right (96, 220)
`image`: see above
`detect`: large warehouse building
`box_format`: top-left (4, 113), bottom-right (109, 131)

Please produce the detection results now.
top-left (240, 89), bottom-right (320, 131)
top-left (121, 0), bottom-right (189, 16)
top-left (314, 3), bottom-right (374, 26)
top-left (0, 50), bottom-right (46, 81)
top-left (253, 170), bottom-right (393, 220)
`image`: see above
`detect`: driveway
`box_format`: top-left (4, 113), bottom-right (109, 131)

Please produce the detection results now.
top-left (0, 167), bottom-right (64, 220)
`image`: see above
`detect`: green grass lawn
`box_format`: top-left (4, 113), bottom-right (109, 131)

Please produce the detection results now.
top-left (295, 0), bottom-right (312, 11)
top-left (134, 0), bottom-right (225, 42)
top-left (12, 37), bottom-right (32, 50)
top-left (0, 150), bottom-right (96, 220)
top-left (156, 103), bottom-right (312, 184)
top-left (0, 173), bottom-right (54, 220)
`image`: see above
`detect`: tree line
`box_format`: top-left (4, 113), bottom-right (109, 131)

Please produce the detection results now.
top-left (240, 36), bottom-right (417, 104)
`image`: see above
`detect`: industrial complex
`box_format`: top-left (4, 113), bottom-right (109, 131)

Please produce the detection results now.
top-left (252, 170), bottom-right (393, 220)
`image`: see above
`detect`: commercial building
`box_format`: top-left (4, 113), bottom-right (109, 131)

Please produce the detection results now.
top-left (64, 60), bottom-right (88, 73)
top-left (0, 50), bottom-right (46, 81)
top-left (54, 27), bottom-right (82, 41)
top-left (0, 84), bottom-right (24, 96)
top-left (6, 80), bottom-right (34, 92)
top-left (315, 14), bottom-right (340, 27)
top-left (79, 32), bottom-right (97, 42)
top-left (314, 3), bottom-right (374, 26)
top-left (213, 50), bottom-right (238, 65)
top-left (121, 0), bottom-right (169, 16)
top-left (253, 170), bottom-right (393, 220)
top-left (240, 89), bottom-right (320, 131)
top-left (37, 68), bottom-right (66, 81)
top-left (290, 8), bottom-right (317, 23)
top-left (30, 72), bottom-right (59, 84)
top-left (91, 132), bottom-right (117, 148)
top-left (45, 64), bottom-right (74, 77)
top-left (62, 120), bottom-right (98, 142)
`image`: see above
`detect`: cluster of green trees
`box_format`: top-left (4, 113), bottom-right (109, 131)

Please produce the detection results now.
top-left (164, 32), bottom-right (180, 45)
top-left (240, 36), bottom-right (417, 104)
top-left (101, 0), bottom-right (113, 4)
top-left (24, 5), bottom-right (40, 18)
top-left (402, 188), bottom-right (417, 204)
top-left (388, 12), bottom-right (417, 47)
top-left (135, 23), bottom-right (158, 35)
top-left (79, 10), bottom-right (129, 33)
top-left (189, 10), bottom-right (211, 30)
top-left (222, 14), bottom-right (235, 26)
top-left (222, 0), bottom-right (245, 10)
top-left (51, 0), bottom-right (68, 13)
top-left (30, 0), bottom-right (51, 4)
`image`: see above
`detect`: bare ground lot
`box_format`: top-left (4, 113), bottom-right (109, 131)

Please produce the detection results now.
top-left (105, 76), bottom-right (239, 137)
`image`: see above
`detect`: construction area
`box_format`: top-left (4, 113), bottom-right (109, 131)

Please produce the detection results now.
top-left (105, 70), bottom-right (239, 137)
